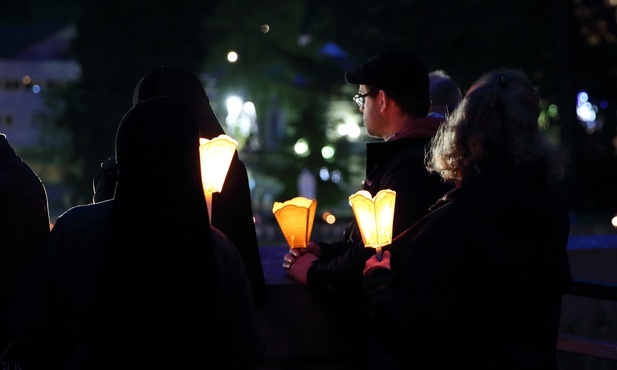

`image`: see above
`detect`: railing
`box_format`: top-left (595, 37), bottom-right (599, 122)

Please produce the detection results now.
top-left (558, 278), bottom-right (617, 361)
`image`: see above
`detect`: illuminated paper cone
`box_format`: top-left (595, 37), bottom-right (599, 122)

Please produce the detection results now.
top-left (272, 197), bottom-right (317, 248)
top-left (349, 189), bottom-right (396, 261)
top-left (199, 134), bottom-right (238, 221)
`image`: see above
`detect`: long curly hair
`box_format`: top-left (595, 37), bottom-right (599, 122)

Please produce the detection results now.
top-left (426, 68), bottom-right (564, 186)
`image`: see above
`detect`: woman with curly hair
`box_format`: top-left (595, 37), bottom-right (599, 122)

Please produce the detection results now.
top-left (363, 68), bottom-right (571, 369)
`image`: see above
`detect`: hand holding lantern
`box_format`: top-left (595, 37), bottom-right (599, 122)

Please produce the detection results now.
top-left (348, 189), bottom-right (396, 261)
top-left (272, 197), bottom-right (317, 249)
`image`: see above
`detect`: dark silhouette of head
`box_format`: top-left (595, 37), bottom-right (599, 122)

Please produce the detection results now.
top-left (133, 66), bottom-right (225, 139)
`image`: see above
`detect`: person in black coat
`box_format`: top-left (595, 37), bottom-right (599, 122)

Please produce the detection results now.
top-left (11, 97), bottom-right (265, 369)
top-left (363, 68), bottom-right (571, 369)
top-left (282, 49), bottom-right (454, 369)
top-left (93, 66), bottom-right (267, 307)
top-left (0, 133), bottom-right (50, 361)
top-left (283, 50), bottom-right (453, 296)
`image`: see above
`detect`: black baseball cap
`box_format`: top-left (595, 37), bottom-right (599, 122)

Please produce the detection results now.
top-left (345, 49), bottom-right (429, 99)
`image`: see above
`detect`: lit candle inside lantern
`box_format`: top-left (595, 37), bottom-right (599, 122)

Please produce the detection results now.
top-left (272, 196), bottom-right (317, 249)
top-left (199, 134), bottom-right (238, 221)
top-left (348, 189), bottom-right (396, 261)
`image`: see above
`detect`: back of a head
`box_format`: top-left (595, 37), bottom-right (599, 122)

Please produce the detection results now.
top-left (345, 49), bottom-right (430, 117)
top-left (132, 65), bottom-right (225, 139)
top-left (428, 68), bottom-right (562, 184)
top-left (94, 97), bottom-right (218, 368)
top-left (115, 96), bottom-right (203, 202)
top-left (429, 70), bottom-right (462, 115)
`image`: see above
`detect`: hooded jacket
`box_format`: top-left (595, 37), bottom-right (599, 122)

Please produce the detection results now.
top-left (0, 134), bottom-right (49, 353)
top-left (11, 98), bottom-right (264, 369)
top-left (93, 66), bottom-right (267, 306)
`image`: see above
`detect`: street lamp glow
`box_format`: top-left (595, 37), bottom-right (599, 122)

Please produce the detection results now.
top-left (321, 145), bottom-right (335, 159)
top-left (227, 51), bottom-right (238, 62)
top-left (347, 123), bottom-right (361, 139)
top-left (243, 101), bottom-right (256, 117)
top-left (226, 96), bottom-right (243, 122)
top-left (294, 139), bottom-right (309, 156)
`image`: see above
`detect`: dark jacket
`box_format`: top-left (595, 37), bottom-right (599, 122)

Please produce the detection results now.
top-left (0, 134), bottom-right (50, 353)
top-left (364, 164), bottom-right (571, 369)
top-left (11, 98), bottom-right (265, 370)
top-left (10, 201), bottom-right (264, 370)
top-left (92, 66), bottom-right (267, 307)
top-left (307, 116), bottom-right (453, 297)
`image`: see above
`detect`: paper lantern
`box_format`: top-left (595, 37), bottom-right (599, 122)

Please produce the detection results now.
top-left (348, 189), bottom-right (396, 261)
top-left (199, 134), bottom-right (238, 220)
top-left (272, 197), bottom-right (317, 249)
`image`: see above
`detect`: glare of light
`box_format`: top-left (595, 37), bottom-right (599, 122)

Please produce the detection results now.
top-left (243, 101), bottom-right (256, 117)
top-left (321, 145), bottom-right (335, 159)
top-left (331, 169), bottom-right (342, 183)
top-left (297, 34), bottom-right (311, 46)
top-left (322, 211), bottom-right (336, 224)
top-left (319, 167), bottom-right (329, 181)
top-left (31, 85), bottom-right (41, 94)
top-left (226, 96), bottom-right (243, 122)
top-left (260, 24), bottom-right (270, 33)
top-left (347, 123), bottom-right (361, 139)
top-left (336, 123), bottom-right (348, 136)
top-left (294, 139), bottom-right (309, 156)
top-left (548, 104), bottom-right (558, 118)
top-left (577, 92), bottom-right (589, 104)
top-left (336, 120), bottom-right (361, 140)
top-left (577, 102), bottom-right (596, 122)
top-left (22, 76), bottom-right (31, 85)
top-left (325, 214), bottom-right (336, 224)
top-left (612, 215), bottom-right (617, 228)
top-left (600, 100), bottom-right (609, 109)
top-left (227, 51), bottom-right (238, 63)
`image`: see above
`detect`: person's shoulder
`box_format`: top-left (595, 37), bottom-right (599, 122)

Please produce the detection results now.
top-left (54, 200), bottom-right (113, 228)
top-left (210, 226), bottom-right (244, 265)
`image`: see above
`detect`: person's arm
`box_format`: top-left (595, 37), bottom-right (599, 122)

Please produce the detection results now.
top-left (362, 220), bottom-right (470, 360)
top-left (211, 228), bottom-right (265, 368)
top-left (9, 220), bottom-right (64, 369)
top-left (306, 240), bottom-right (373, 297)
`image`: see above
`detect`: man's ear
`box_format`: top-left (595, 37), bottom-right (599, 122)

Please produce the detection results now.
top-left (378, 90), bottom-right (390, 113)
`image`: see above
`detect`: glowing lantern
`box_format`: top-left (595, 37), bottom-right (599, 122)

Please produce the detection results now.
top-left (272, 197), bottom-right (317, 249)
top-left (199, 134), bottom-right (238, 221)
top-left (348, 189), bottom-right (396, 261)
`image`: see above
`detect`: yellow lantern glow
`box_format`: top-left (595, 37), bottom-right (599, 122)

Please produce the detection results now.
top-left (199, 134), bottom-right (238, 220)
top-left (272, 197), bottom-right (317, 249)
top-left (348, 189), bottom-right (396, 261)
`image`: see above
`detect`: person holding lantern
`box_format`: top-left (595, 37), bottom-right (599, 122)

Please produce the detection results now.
top-left (10, 97), bottom-right (265, 369)
top-left (363, 68), bottom-right (571, 368)
top-left (93, 66), bottom-right (267, 307)
top-left (282, 49), bottom-right (454, 368)
top-left (283, 49), bottom-right (453, 295)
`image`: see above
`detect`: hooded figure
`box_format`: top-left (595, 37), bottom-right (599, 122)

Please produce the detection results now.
top-left (93, 66), bottom-right (267, 307)
top-left (11, 97), bottom-right (265, 369)
top-left (0, 134), bottom-right (50, 359)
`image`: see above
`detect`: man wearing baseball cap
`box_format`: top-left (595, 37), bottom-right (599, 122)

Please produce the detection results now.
top-left (284, 49), bottom-right (453, 295)
top-left (282, 49), bottom-right (454, 367)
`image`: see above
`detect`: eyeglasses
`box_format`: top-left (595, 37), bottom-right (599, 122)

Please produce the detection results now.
top-left (353, 90), bottom-right (377, 109)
